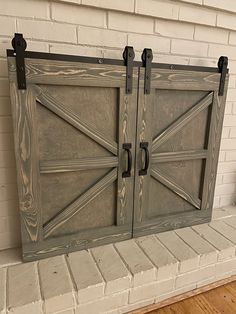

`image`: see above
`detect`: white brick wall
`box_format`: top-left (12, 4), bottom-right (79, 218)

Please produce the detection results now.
top-left (0, 0), bottom-right (236, 250)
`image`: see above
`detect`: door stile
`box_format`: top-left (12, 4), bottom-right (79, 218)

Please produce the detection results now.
top-left (201, 83), bottom-right (229, 211)
top-left (116, 87), bottom-right (138, 227)
top-left (9, 82), bottom-right (43, 245)
top-left (133, 68), bottom-right (154, 225)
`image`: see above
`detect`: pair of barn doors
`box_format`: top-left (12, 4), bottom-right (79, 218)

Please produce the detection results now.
top-left (7, 35), bottom-right (228, 261)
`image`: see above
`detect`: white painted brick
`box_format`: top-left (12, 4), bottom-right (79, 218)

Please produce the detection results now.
top-left (156, 283), bottom-right (197, 303)
top-left (117, 299), bottom-right (154, 314)
top-left (196, 276), bottom-right (216, 288)
top-left (153, 54), bottom-right (189, 65)
top-left (171, 39), bottom-right (208, 57)
top-left (81, 0), bottom-right (135, 12)
top-left (208, 44), bottom-right (236, 60)
top-left (136, 235), bottom-right (178, 280)
top-left (175, 228), bottom-right (218, 266)
top-left (0, 60), bottom-right (8, 78)
top-left (128, 34), bottom-right (170, 53)
top-left (226, 151), bottom-right (236, 161)
top-left (0, 16), bottom-right (16, 36)
top-left (192, 224), bottom-right (235, 261)
top-left (115, 239), bottom-right (156, 287)
top-left (210, 220), bottom-right (236, 244)
top-left (7, 262), bottom-right (42, 314)
top-left (179, 5), bottom-right (216, 26)
top-left (77, 26), bottom-right (127, 48)
top-left (38, 256), bottom-right (74, 314)
top-left (91, 244), bottom-right (131, 295)
top-left (218, 151), bottom-right (225, 162)
top-left (17, 19), bottom-right (77, 43)
top-left (227, 89), bottom-right (236, 102)
top-left (52, 2), bottom-right (106, 27)
top-left (67, 250), bottom-right (104, 303)
top-left (215, 183), bottom-right (236, 196)
top-left (75, 291), bottom-right (128, 314)
top-left (0, 248), bottom-right (21, 268)
top-left (135, 0), bottom-right (179, 20)
top-left (204, 0), bottom-right (236, 13)
top-left (129, 278), bottom-right (174, 304)
top-left (0, 80), bottom-right (10, 98)
top-left (0, 268), bottom-right (6, 314)
top-left (225, 102), bottom-right (233, 115)
top-left (24, 41), bottom-right (49, 53)
top-left (232, 103), bottom-right (236, 114)
top-left (223, 216), bottom-right (236, 229)
top-left (155, 19), bottom-right (194, 40)
top-left (228, 76), bottom-right (236, 89)
top-left (0, 0), bottom-right (49, 19)
top-left (0, 230), bottom-right (20, 251)
top-left (189, 57), bottom-right (217, 67)
top-left (213, 196), bottom-right (220, 208)
top-left (220, 195), bottom-right (236, 207)
top-left (216, 257), bottom-right (236, 274)
top-left (175, 264), bottom-right (216, 289)
top-left (157, 231), bottom-right (199, 273)
top-left (194, 25), bottom-right (229, 44)
top-left (0, 200), bottom-right (18, 219)
top-left (0, 97), bottom-right (11, 116)
top-left (223, 115), bottom-right (236, 127)
top-left (217, 13), bottom-right (236, 31)
top-left (108, 11), bottom-right (154, 34)
top-left (223, 173), bottom-right (236, 184)
top-left (49, 43), bottom-right (103, 58)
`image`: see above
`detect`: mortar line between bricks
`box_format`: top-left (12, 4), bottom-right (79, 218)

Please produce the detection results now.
top-left (208, 223), bottom-right (236, 244)
top-left (88, 249), bottom-right (107, 285)
top-left (153, 234), bottom-right (182, 266)
top-left (190, 226), bottom-right (222, 253)
top-left (36, 261), bottom-right (45, 314)
top-left (112, 244), bottom-right (136, 285)
top-left (133, 239), bottom-right (158, 280)
top-left (63, 254), bottom-right (79, 307)
top-left (173, 229), bottom-right (201, 257)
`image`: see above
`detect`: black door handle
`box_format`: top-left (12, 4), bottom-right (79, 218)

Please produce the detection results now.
top-left (122, 143), bottom-right (132, 178)
top-left (139, 142), bottom-right (149, 176)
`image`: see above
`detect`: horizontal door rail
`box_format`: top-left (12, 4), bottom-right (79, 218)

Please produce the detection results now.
top-left (40, 157), bottom-right (118, 173)
top-left (151, 167), bottom-right (201, 209)
top-left (35, 85), bottom-right (118, 156)
top-left (152, 92), bottom-right (213, 152)
top-left (152, 149), bottom-right (208, 163)
top-left (43, 168), bottom-right (117, 238)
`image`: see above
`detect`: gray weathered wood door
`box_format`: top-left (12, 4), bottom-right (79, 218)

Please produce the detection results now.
top-left (133, 67), bottom-right (228, 237)
top-left (8, 56), bottom-right (138, 261)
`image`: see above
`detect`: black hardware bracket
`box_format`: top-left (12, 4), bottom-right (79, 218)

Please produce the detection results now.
top-left (122, 143), bottom-right (132, 178)
top-left (218, 56), bottom-right (228, 96)
top-left (142, 48), bottom-right (153, 94)
top-left (12, 33), bottom-right (27, 90)
top-left (139, 142), bottom-right (149, 176)
top-left (123, 46), bottom-right (135, 94)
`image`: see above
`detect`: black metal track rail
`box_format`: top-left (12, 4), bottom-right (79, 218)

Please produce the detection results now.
top-left (7, 49), bottom-right (227, 74)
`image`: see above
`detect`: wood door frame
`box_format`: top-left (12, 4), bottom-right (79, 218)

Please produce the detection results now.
top-left (133, 67), bottom-right (229, 237)
top-left (8, 56), bottom-right (139, 261)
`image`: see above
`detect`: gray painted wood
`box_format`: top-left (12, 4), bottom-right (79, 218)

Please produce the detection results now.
top-left (133, 67), bottom-right (228, 237)
top-left (8, 56), bottom-right (137, 261)
top-left (9, 82), bottom-right (42, 243)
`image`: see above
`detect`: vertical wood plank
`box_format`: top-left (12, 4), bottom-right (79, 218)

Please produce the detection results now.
top-left (201, 80), bottom-right (228, 211)
top-left (116, 87), bottom-right (137, 226)
top-left (9, 82), bottom-right (42, 243)
top-left (134, 68), bottom-right (154, 223)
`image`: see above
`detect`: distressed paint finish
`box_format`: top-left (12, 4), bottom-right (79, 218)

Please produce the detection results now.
top-left (133, 67), bottom-right (228, 237)
top-left (9, 82), bottom-right (42, 243)
top-left (8, 56), bottom-right (138, 261)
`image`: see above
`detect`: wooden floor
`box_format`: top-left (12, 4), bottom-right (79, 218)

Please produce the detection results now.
top-left (147, 281), bottom-right (236, 314)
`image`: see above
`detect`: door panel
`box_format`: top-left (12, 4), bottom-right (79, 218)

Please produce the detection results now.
top-left (133, 67), bottom-right (228, 237)
top-left (8, 56), bottom-right (138, 261)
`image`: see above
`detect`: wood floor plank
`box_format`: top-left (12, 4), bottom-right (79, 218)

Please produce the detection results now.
top-left (143, 282), bottom-right (236, 314)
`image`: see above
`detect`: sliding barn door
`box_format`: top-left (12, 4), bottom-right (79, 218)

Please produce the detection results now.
top-left (8, 57), bottom-right (138, 261)
top-left (133, 67), bottom-right (228, 236)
